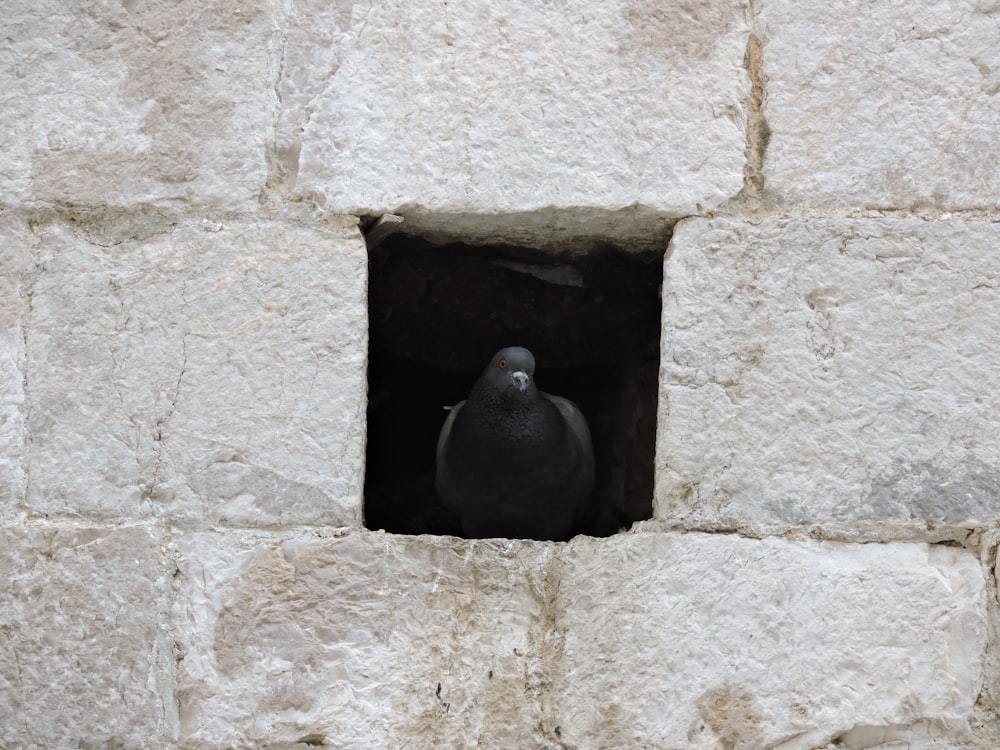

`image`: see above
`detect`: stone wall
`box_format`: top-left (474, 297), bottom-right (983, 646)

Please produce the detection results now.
top-left (1, 1), bottom-right (998, 748)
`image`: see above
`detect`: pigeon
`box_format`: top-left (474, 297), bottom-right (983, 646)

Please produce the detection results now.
top-left (435, 346), bottom-right (595, 541)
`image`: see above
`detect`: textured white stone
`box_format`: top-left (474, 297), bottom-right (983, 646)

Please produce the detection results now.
top-left (0, 0), bottom-right (277, 211)
top-left (554, 533), bottom-right (985, 750)
top-left (173, 530), bottom-right (986, 750)
top-left (0, 216), bottom-right (30, 518)
top-left (25, 216), bottom-right (367, 527)
top-left (174, 530), bottom-right (553, 748)
top-left (761, 0), bottom-right (1000, 211)
top-left (0, 524), bottom-right (174, 748)
top-left (278, 0), bottom-right (749, 245)
top-left (656, 218), bottom-right (1000, 538)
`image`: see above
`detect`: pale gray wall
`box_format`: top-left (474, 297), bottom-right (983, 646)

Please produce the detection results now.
top-left (2, 1), bottom-right (998, 748)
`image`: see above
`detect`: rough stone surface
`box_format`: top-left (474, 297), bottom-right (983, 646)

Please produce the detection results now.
top-left (0, 524), bottom-right (174, 749)
top-left (277, 0), bottom-right (749, 245)
top-left (3, 1), bottom-right (1000, 747)
top-left (1, 0), bottom-right (277, 211)
top-left (760, 0), bottom-right (1000, 212)
top-left (0, 216), bottom-right (30, 519)
top-left (173, 530), bottom-right (986, 750)
top-left (174, 530), bottom-right (553, 748)
top-left (656, 218), bottom-right (1000, 539)
top-left (24, 215), bottom-right (367, 527)
top-left (555, 533), bottom-right (985, 750)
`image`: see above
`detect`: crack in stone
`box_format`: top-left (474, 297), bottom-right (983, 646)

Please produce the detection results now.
top-left (148, 332), bottom-right (189, 497)
top-left (18, 225), bottom-right (45, 515)
top-left (10, 646), bottom-right (35, 743)
top-left (740, 0), bottom-right (770, 215)
top-left (262, 2), bottom-right (295, 203)
top-left (534, 546), bottom-right (568, 747)
top-left (107, 281), bottom-right (144, 476)
top-left (146, 252), bottom-right (191, 502)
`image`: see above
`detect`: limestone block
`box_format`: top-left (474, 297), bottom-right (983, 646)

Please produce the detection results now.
top-left (173, 530), bottom-right (985, 749)
top-left (278, 0), bottom-right (749, 246)
top-left (0, 524), bottom-right (174, 749)
top-left (656, 218), bottom-right (1000, 538)
top-left (554, 533), bottom-right (985, 750)
top-left (173, 530), bottom-right (553, 748)
top-left (0, 217), bottom-right (31, 517)
top-left (1, 0), bottom-right (277, 211)
top-left (761, 0), bottom-right (1000, 211)
top-left (25, 216), bottom-right (367, 527)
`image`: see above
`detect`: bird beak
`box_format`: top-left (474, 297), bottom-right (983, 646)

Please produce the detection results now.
top-left (511, 370), bottom-right (529, 392)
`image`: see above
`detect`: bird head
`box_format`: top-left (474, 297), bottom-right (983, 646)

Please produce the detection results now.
top-left (488, 346), bottom-right (536, 394)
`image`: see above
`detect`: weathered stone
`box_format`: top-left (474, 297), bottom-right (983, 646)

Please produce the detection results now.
top-left (0, 216), bottom-right (31, 518)
top-left (0, 524), bottom-right (174, 748)
top-left (656, 218), bottom-right (1000, 539)
top-left (25, 216), bottom-right (367, 527)
top-left (1, 0), bottom-right (277, 211)
top-left (760, 0), bottom-right (1000, 211)
top-left (278, 0), bottom-right (749, 246)
top-left (173, 530), bottom-right (553, 748)
top-left (173, 529), bottom-right (986, 749)
top-left (553, 533), bottom-right (985, 749)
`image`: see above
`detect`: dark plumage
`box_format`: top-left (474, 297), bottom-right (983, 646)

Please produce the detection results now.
top-left (435, 346), bottom-right (595, 541)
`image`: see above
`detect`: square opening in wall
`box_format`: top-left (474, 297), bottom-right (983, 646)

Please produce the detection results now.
top-left (363, 230), bottom-right (663, 541)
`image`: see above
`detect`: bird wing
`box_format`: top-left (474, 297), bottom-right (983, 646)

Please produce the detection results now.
top-left (435, 400), bottom-right (465, 509)
top-left (547, 395), bottom-right (594, 457)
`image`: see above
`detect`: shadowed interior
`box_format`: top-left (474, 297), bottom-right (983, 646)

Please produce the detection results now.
top-left (363, 232), bottom-right (664, 539)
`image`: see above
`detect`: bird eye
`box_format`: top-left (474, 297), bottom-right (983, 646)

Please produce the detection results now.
top-left (499, 358), bottom-right (507, 369)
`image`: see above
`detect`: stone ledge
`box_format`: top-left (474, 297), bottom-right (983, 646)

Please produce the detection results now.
top-left (277, 0), bottom-right (749, 246)
top-left (173, 528), bottom-right (986, 749)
